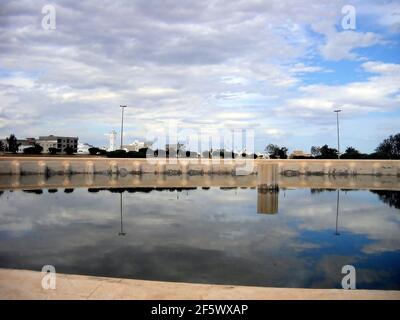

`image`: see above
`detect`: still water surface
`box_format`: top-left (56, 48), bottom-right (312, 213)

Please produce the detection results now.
top-left (0, 186), bottom-right (399, 289)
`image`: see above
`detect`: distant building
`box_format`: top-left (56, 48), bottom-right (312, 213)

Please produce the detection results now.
top-left (289, 150), bottom-right (312, 159)
top-left (77, 142), bottom-right (94, 154)
top-left (165, 143), bottom-right (185, 154)
top-left (1, 137), bottom-right (35, 151)
top-left (256, 152), bottom-right (269, 159)
top-left (37, 135), bottom-right (78, 153)
top-left (36, 136), bottom-right (57, 153)
top-left (22, 138), bottom-right (36, 145)
top-left (105, 130), bottom-right (117, 151)
top-left (1, 135), bottom-right (78, 153)
top-left (123, 140), bottom-right (152, 152)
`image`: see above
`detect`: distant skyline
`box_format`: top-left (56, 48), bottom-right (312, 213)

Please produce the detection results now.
top-left (0, 0), bottom-right (399, 153)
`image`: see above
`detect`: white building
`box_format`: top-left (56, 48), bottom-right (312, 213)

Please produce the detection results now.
top-left (289, 150), bottom-right (312, 159)
top-left (1, 137), bottom-right (35, 152)
top-left (37, 135), bottom-right (78, 153)
top-left (105, 130), bottom-right (117, 151)
top-left (256, 152), bottom-right (270, 159)
top-left (37, 138), bottom-right (57, 153)
top-left (123, 140), bottom-right (152, 152)
top-left (77, 142), bottom-right (94, 154)
top-left (165, 143), bottom-right (185, 153)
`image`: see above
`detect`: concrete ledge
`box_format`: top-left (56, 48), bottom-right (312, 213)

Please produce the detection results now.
top-left (0, 269), bottom-right (399, 300)
top-left (1, 157), bottom-right (400, 176)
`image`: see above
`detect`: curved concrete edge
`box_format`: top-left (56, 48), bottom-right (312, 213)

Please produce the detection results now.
top-left (0, 269), bottom-right (399, 300)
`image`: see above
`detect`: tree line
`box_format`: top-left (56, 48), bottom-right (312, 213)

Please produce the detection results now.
top-left (265, 133), bottom-right (400, 159)
top-left (1, 133), bottom-right (399, 159)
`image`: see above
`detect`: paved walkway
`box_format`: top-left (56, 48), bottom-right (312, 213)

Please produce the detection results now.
top-left (0, 269), bottom-right (399, 300)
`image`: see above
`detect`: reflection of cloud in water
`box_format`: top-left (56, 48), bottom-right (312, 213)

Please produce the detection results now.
top-left (284, 190), bottom-right (400, 255)
top-left (0, 187), bottom-right (399, 289)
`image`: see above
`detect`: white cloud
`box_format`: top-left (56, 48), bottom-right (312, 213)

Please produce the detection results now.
top-left (281, 60), bottom-right (400, 120)
top-left (289, 63), bottom-right (324, 74)
top-left (362, 61), bottom-right (400, 75)
top-left (136, 87), bottom-right (179, 96)
top-left (0, 74), bottom-right (35, 89)
top-left (319, 31), bottom-right (382, 61)
top-left (264, 128), bottom-right (286, 138)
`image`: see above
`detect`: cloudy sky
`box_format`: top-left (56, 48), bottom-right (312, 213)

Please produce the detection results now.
top-left (0, 0), bottom-right (399, 152)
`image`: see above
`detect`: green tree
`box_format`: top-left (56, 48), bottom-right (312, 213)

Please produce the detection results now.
top-left (0, 140), bottom-right (4, 151)
top-left (375, 133), bottom-right (400, 159)
top-left (48, 147), bottom-right (60, 155)
top-left (341, 146), bottom-right (365, 159)
top-left (311, 146), bottom-right (320, 157)
top-left (97, 149), bottom-right (107, 155)
top-left (64, 146), bottom-right (75, 155)
top-left (310, 145), bottom-right (338, 159)
top-left (345, 146), bottom-right (358, 154)
top-left (106, 149), bottom-right (127, 158)
top-left (23, 144), bottom-right (43, 154)
top-left (6, 134), bottom-right (19, 153)
top-left (265, 144), bottom-right (288, 159)
top-left (88, 147), bottom-right (100, 155)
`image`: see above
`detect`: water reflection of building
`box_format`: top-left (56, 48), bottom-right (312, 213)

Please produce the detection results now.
top-left (257, 189), bottom-right (278, 214)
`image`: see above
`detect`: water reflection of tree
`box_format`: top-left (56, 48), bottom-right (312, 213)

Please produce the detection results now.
top-left (23, 189), bottom-right (43, 194)
top-left (310, 188), bottom-right (361, 194)
top-left (370, 190), bottom-right (400, 209)
top-left (87, 187), bottom-right (197, 193)
top-left (310, 188), bottom-right (336, 194)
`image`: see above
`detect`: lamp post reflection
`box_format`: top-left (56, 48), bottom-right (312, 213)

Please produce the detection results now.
top-left (335, 189), bottom-right (340, 236)
top-left (118, 193), bottom-right (126, 236)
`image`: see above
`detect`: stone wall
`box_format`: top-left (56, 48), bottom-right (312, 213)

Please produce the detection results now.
top-left (0, 157), bottom-right (399, 177)
top-left (1, 173), bottom-right (399, 191)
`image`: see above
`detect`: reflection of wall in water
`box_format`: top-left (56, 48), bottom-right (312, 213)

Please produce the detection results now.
top-left (257, 188), bottom-right (278, 214)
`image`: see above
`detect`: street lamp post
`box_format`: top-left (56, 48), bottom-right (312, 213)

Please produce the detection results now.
top-left (120, 105), bottom-right (127, 149)
top-left (119, 193), bottom-right (126, 236)
top-left (334, 109), bottom-right (342, 159)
